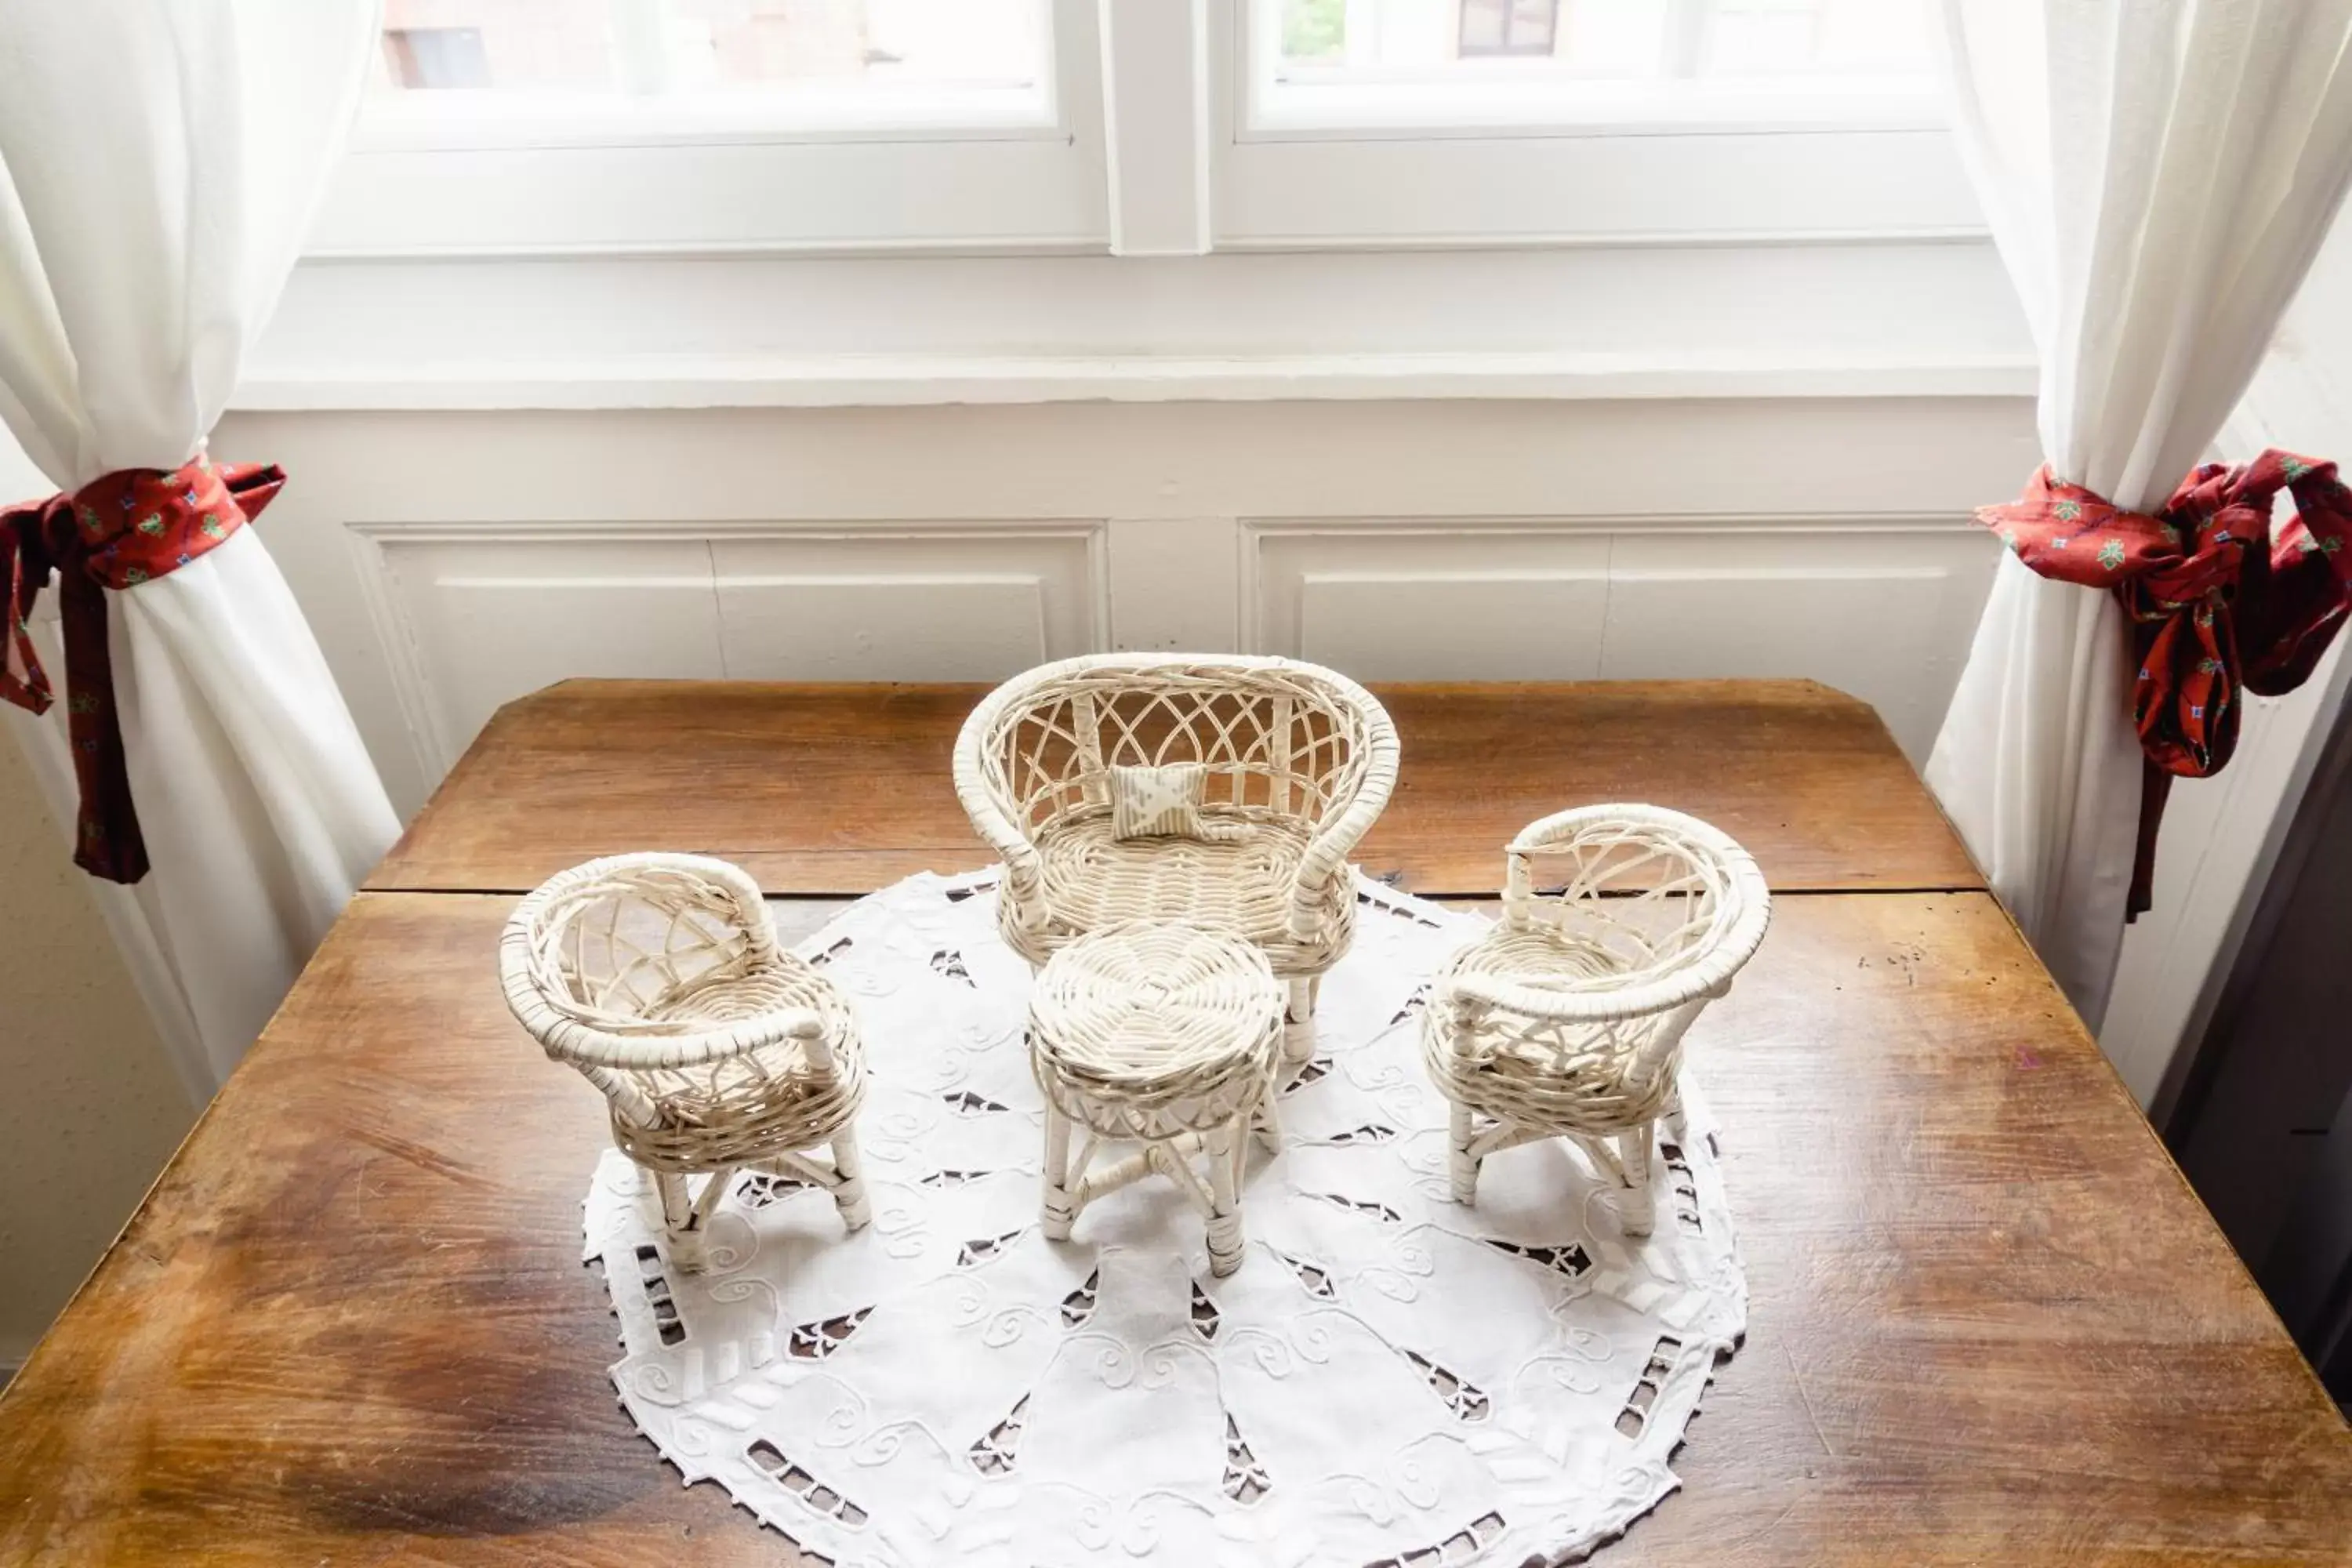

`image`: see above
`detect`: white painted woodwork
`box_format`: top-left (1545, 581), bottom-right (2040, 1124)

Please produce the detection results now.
top-left (1213, 125), bottom-right (1981, 249)
top-left (1207, 0), bottom-right (1980, 249)
top-left (309, 0), bottom-right (1974, 260)
top-left (1099, 0), bottom-right (1211, 256)
top-left (349, 521), bottom-right (1105, 782)
top-left (1261, 528), bottom-right (1613, 679)
top-left (223, 394), bottom-right (2034, 824)
top-left (1250, 520), bottom-right (1995, 760)
top-left (1107, 518), bottom-right (1241, 653)
top-left (312, 0), bottom-right (1110, 256)
top-left (711, 529), bottom-right (1103, 681)
top-left (362, 534), bottom-right (729, 778)
top-left (1599, 528), bottom-right (1996, 760)
top-left (245, 247), bottom-right (2036, 410)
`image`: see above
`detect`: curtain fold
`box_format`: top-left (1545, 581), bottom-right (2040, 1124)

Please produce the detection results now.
top-left (0, 0), bottom-right (397, 1088)
top-left (1926, 0), bottom-right (2352, 1028)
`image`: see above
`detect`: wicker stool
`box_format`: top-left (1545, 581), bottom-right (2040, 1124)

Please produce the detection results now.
top-left (1029, 923), bottom-right (1286, 1276)
top-left (500, 852), bottom-right (869, 1272)
top-left (1421, 805), bottom-right (1769, 1236)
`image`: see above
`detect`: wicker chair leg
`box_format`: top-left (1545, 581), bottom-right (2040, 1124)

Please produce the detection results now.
top-left (1250, 1083), bottom-right (1283, 1155)
top-left (1041, 1106), bottom-right (1076, 1241)
top-left (829, 1132), bottom-right (872, 1231)
top-left (1617, 1125), bottom-right (1656, 1238)
top-left (652, 1167), bottom-right (691, 1230)
top-left (1203, 1120), bottom-right (1246, 1278)
top-left (652, 1168), bottom-right (713, 1272)
top-left (1279, 977), bottom-right (1319, 1093)
top-left (1448, 1103), bottom-right (1481, 1204)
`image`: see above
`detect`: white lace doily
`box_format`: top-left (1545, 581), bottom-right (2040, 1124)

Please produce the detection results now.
top-left (583, 871), bottom-right (1746, 1567)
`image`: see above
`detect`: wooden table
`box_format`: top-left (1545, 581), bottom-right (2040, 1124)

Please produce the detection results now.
top-left (3, 679), bottom-right (2345, 1566)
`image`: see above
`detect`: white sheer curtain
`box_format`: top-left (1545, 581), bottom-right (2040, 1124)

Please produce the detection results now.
top-left (1925, 0), bottom-right (2352, 1029)
top-left (0, 0), bottom-right (397, 1089)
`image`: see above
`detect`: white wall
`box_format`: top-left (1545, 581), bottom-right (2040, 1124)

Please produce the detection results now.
top-left (0, 710), bottom-right (196, 1375)
top-left (220, 390), bottom-right (2033, 824)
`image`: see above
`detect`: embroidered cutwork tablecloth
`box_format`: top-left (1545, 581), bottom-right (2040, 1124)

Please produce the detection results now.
top-left (583, 870), bottom-right (1746, 1567)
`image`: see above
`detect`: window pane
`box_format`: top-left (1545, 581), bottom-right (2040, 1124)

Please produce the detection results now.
top-left (1702, 0), bottom-right (1928, 74)
top-left (374, 0), bottom-right (1048, 100)
top-left (1269, 0), bottom-right (1928, 81)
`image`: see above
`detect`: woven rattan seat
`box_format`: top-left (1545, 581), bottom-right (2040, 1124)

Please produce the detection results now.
top-left (501, 852), bottom-right (870, 1271)
top-left (1029, 810), bottom-right (1345, 956)
top-left (1421, 805), bottom-right (1769, 1236)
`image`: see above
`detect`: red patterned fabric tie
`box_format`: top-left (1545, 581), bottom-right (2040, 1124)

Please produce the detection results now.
top-left (2, 457), bottom-right (285, 882)
top-left (1978, 451), bottom-right (2352, 916)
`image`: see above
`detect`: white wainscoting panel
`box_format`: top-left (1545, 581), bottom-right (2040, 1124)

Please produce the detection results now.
top-left (1106, 517), bottom-right (1241, 654)
top-left (223, 398), bottom-right (2037, 817)
top-left (361, 534), bottom-right (726, 776)
top-left (712, 529), bottom-right (1102, 681)
top-left (355, 522), bottom-right (1106, 779)
top-left (1602, 528), bottom-right (1998, 760)
top-left (1262, 529), bottom-right (1612, 680)
top-left (1247, 517), bottom-right (1999, 761)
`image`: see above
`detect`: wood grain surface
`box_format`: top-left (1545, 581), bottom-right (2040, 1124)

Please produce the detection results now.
top-left (7, 678), bottom-right (2339, 1565)
top-left (365, 679), bottom-right (1982, 898)
top-left (2, 891), bottom-right (2342, 1564)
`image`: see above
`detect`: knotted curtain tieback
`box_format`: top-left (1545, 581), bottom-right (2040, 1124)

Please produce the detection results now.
top-left (1978, 450), bottom-right (2352, 917)
top-left (2, 456), bottom-right (285, 882)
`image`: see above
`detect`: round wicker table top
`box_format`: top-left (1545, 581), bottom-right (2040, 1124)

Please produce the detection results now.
top-left (1027, 921), bottom-right (1286, 1138)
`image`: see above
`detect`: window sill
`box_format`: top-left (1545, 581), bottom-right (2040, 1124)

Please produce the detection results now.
top-left (241, 243), bottom-right (2033, 413)
top-left (231, 347), bottom-right (2034, 412)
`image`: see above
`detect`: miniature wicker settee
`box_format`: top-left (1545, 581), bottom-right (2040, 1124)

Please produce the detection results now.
top-left (953, 654), bottom-right (1401, 1001)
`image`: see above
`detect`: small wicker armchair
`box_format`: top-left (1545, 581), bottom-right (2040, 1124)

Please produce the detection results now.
top-left (1421, 805), bottom-right (1769, 1235)
top-left (953, 653), bottom-right (1401, 1018)
top-left (500, 852), bottom-right (869, 1271)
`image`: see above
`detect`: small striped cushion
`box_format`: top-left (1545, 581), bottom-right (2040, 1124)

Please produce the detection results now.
top-left (1109, 762), bottom-right (1215, 840)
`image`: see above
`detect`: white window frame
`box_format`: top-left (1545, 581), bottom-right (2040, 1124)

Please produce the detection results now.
top-left (300, 0), bottom-right (1984, 260)
top-left (306, 0), bottom-right (1109, 257)
top-left (1211, 0), bottom-right (1982, 249)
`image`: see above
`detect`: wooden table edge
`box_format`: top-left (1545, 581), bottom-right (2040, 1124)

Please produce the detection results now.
top-left (365, 676), bottom-right (1987, 898)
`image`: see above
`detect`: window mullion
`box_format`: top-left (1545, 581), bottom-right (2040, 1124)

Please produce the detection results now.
top-left (604, 0), bottom-right (674, 96)
top-left (1663, 0), bottom-right (1712, 78)
top-left (1099, 0), bottom-right (1212, 256)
